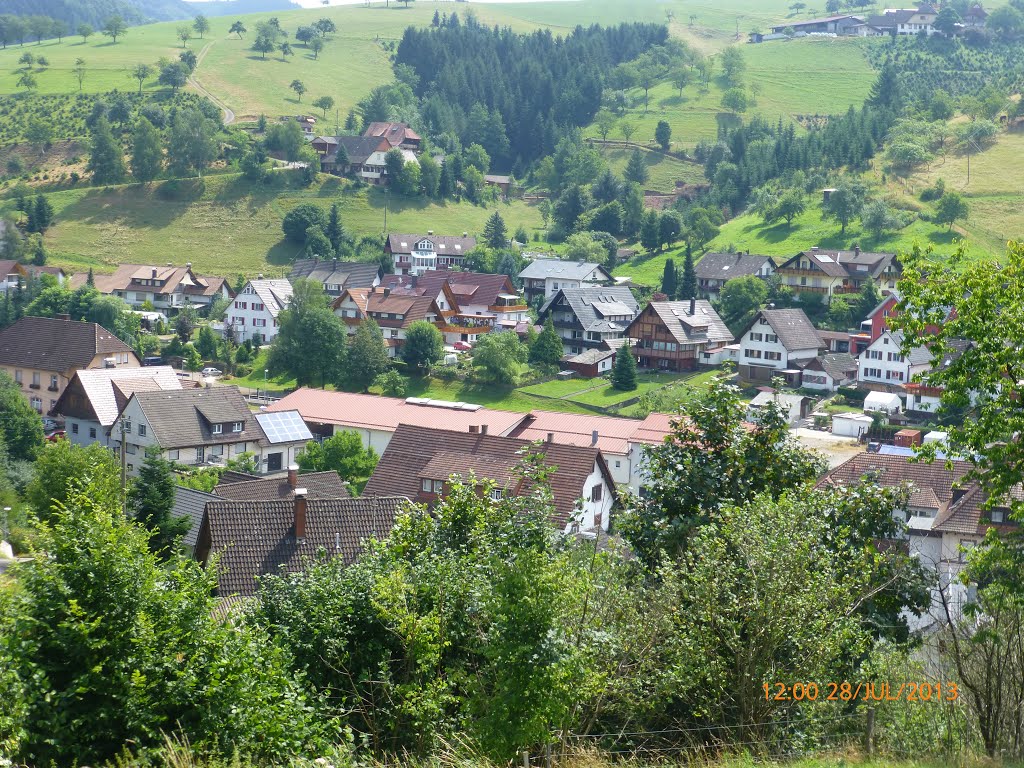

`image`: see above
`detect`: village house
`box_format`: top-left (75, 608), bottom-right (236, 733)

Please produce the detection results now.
top-left (798, 353), bottom-right (859, 392)
top-left (484, 174), bottom-right (513, 197)
top-left (382, 271), bottom-right (529, 345)
top-left (288, 258), bottom-right (382, 297)
top-left (963, 2), bottom-right (988, 27)
top-left (68, 263), bottom-right (233, 312)
top-left (856, 4), bottom-right (939, 36)
top-left (266, 388), bottom-right (675, 493)
top-left (333, 286), bottom-right (444, 357)
top-left (694, 252), bottom-right (775, 300)
top-left (818, 452), bottom-right (1011, 627)
top-left (0, 260), bottom-right (68, 293)
top-left (195, 494), bottom-right (405, 596)
top-left (738, 308), bottom-right (825, 385)
top-left (518, 259), bottom-right (614, 301)
top-left (774, 247), bottom-right (900, 301)
top-left (363, 121), bottom-right (422, 151)
top-left (625, 299), bottom-right (733, 372)
top-left (385, 232), bottom-right (478, 276)
top-left (363, 424), bottom-right (617, 534)
top-left (538, 286), bottom-right (640, 357)
top-left (860, 294), bottom-right (901, 342)
top-left (52, 366), bottom-right (182, 449)
top-left (315, 135), bottom-right (392, 178)
top-left (0, 316), bottom-right (139, 414)
top-left (748, 389), bottom-right (814, 425)
top-left (228, 278), bottom-right (293, 344)
top-left (110, 387), bottom-right (313, 476)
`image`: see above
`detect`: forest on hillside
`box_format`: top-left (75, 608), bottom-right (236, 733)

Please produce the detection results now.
top-left (394, 15), bottom-right (669, 172)
top-left (0, 0), bottom-right (195, 27)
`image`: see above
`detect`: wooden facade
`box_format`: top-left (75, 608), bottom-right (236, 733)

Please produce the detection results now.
top-left (626, 305), bottom-right (700, 372)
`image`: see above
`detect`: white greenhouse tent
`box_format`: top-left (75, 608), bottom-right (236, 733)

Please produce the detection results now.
top-left (863, 391), bottom-right (902, 414)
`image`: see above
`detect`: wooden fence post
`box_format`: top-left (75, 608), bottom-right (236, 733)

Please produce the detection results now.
top-left (521, 750), bottom-right (530, 768)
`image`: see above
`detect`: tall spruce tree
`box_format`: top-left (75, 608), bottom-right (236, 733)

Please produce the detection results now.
top-left (529, 316), bottom-right (563, 368)
top-left (325, 203), bottom-right (345, 255)
top-left (679, 244), bottom-right (698, 300)
top-left (611, 340), bottom-right (638, 391)
top-left (483, 211), bottom-right (507, 249)
top-left (86, 115), bottom-right (125, 185)
top-left (130, 116), bottom-right (163, 183)
top-left (867, 61), bottom-right (902, 111)
top-left (661, 258), bottom-right (677, 297)
top-left (130, 449), bottom-right (189, 557)
top-left (624, 149), bottom-right (649, 185)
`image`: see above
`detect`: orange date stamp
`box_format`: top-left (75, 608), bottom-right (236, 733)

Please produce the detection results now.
top-left (764, 681), bottom-right (959, 702)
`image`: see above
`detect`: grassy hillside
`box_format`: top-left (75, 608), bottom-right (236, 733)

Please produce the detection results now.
top-left (614, 195), bottom-right (983, 288)
top-left (893, 130), bottom-right (1024, 257)
top-left (590, 38), bottom-right (876, 150)
top-left (7, 173), bottom-right (547, 276)
top-left (597, 145), bottom-right (705, 192)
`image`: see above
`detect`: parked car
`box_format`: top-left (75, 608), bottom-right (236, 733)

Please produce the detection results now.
top-left (46, 430), bottom-right (66, 442)
top-left (453, 341), bottom-right (473, 351)
top-left (201, 367), bottom-right (223, 377)
top-left (42, 417), bottom-right (60, 432)
top-left (142, 356), bottom-right (163, 366)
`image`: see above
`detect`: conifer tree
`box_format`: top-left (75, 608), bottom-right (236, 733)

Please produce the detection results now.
top-left (86, 268), bottom-right (95, 288)
top-left (130, 117), bottom-right (163, 184)
top-left (87, 116), bottom-right (126, 185)
top-left (130, 449), bottom-right (189, 557)
top-left (611, 340), bottom-right (638, 391)
top-left (679, 244), bottom-right (698, 300)
top-left (325, 203), bottom-right (345, 255)
top-left (624, 149), bottom-right (649, 185)
top-left (529, 316), bottom-right (563, 368)
top-left (483, 211), bottom-right (507, 249)
top-left (661, 258), bottom-right (677, 297)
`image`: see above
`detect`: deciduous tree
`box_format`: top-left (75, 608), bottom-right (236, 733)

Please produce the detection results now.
top-left (401, 320), bottom-right (444, 372)
top-left (344, 317), bottom-right (389, 391)
top-left (471, 330), bottom-right (526, 386)
top-left (296, 430), bottom-right (377, 482)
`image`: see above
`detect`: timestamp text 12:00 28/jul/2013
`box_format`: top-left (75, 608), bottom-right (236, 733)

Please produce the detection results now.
top-left (763, 681), bottom-right (959, 702)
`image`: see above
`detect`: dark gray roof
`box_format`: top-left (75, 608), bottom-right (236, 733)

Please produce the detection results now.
top-left (758, 309), bottom-right (826, 352)
top-left (695, 252), bottom-right (773, 281)
top-left (289, 259), bottom-right (382, 290)
top-left (518, 259), bottom-right (613, 282)
top-left (330, 134), bottom-right (389, 165)
top-left (213, 471), bottom-right (350, 501)
top-left (539, 286), bottom-right (639, 334)
top-left (200, 496), bottom-right (405, 596)
top-left (0, 316), bottom-right (135, 373)
top-left (127, 387), bottom-right (264, 450)
top-left (634, 301), bottom-right (733, 347)
top-left (175, 486), bottom-right (221, 549)
top-left (819, 352), bottom-right (858, 381)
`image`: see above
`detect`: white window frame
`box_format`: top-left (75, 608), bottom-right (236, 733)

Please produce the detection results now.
top-left (212, 424), bottom-right (223, 435)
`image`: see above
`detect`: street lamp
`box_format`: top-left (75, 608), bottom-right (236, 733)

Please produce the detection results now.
top-left (264, 368), bottom-right (269, 401)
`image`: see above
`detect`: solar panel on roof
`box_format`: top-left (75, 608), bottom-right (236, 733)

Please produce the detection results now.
top-left (255, 411), bottom-right (313, 444)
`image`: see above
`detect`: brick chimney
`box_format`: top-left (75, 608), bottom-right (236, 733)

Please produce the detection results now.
top-left (294, 488), bottom-right (308, 541)
top-left (288, 464), bottom-right (299, 489)
top-left (689, 297), bottom-right (696, 314)
top-left (481, 424), bottom-right (488, 435)
top-left (591, 430), bottom-right (598, 446)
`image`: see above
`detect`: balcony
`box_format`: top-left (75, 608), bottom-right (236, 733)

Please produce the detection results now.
top-left (439, 315), bottom-right (495, 333)
top-left (29, 383), bottom-right (41, 390)
top-left (48, 385), bottom-right (59, 392)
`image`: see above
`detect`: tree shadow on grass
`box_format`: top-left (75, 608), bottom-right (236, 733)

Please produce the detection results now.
top-left (56, 181), bottom-right (198, 230)
top-left (266, 238), bottom-right (303, 267)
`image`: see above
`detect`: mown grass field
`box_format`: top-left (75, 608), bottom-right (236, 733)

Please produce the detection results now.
top-left (586, 38), bottom-right (876, 151)
top-left (521, 371), bottom-right (687, 408)
top-left (893, 130), bottom-right (1024, 257)
top-left (2, 172), bottom-right (547, 276)
top-left (598, 145), bottom-right (705, 192)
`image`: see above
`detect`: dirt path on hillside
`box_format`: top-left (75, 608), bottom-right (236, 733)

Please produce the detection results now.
top-left (189, 40), bottom-right (236, 126)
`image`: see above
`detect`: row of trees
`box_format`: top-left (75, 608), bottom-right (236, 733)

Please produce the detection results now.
top-left (0, 13), bottom-right (125, 47)
top-left (87, 108), bottom-right (219, 185)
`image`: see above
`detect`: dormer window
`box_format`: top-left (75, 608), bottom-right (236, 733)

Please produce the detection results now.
top-left (212, 424), bottom-right (223, 435)
top-left (231, 422), bottom-right (243, 433)
top-left (420, 478), bottom-right (444, 493)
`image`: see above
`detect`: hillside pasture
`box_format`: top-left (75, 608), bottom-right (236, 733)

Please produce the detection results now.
top-left (9, 172), bottom-right (547, 276)
top-left (589, 38), bottom-right (875, 151)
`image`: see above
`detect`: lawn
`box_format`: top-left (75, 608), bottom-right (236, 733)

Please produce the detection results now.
top-left (585, 38), bottom-right (876, 151)
top-left (376, 375), bottom-right (599, 416)
top-left (10, 172), bottom-right (547, 276)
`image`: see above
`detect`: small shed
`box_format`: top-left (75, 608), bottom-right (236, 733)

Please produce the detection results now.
top-left (564, 347), bottom-right (616, 378)
top-left (748, 390), bottom-right (813, 425)
top-left (894, 429), bottom-right (923, 448)
top-left (864, 391), bottom-right (902, 414)
top-left (832, 413), bottom-right (874, 439)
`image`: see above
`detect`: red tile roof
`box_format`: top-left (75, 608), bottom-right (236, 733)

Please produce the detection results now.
top-left (266, 388), bottom-right (529, 436)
